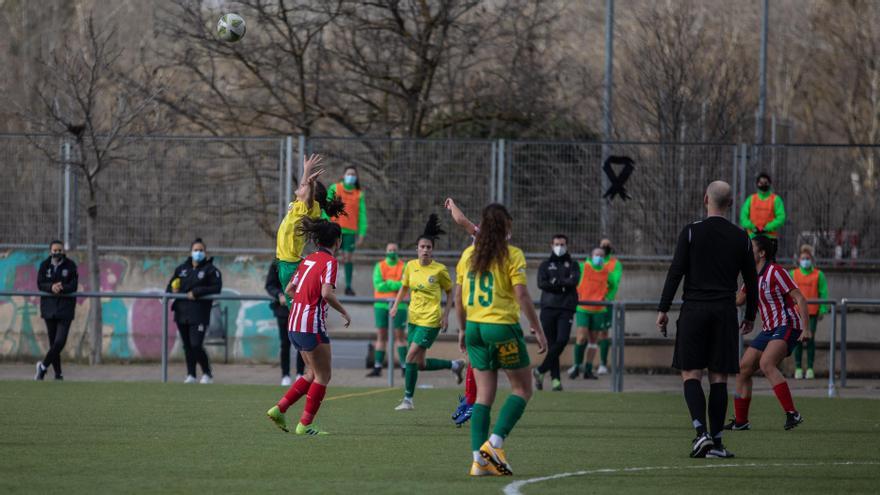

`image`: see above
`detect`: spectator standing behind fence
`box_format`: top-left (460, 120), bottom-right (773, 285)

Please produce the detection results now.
top-left (532, 234), bottom-right (580, 392)
top-left (740, 172), bottom-right (786, 239)
top-left (790, 245), bottom-right (828, 380)
top-left (327, 166), bottom-right (367, 295)
top-left (597, 238), bottom-right (622, 375)
top-left (266, 261), bottom-right (306, 386)
top-left (366, 243), bottom-right (408, 378)
top-left (166, 238), bottom-right (222, 384)
top-left (34, 240), bottom-right (78, 381)
top-left (567, 247), bottom-right (620, 380)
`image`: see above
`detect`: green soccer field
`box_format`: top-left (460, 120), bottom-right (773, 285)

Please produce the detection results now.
top-left (1, 381), bottom-right (877, 494)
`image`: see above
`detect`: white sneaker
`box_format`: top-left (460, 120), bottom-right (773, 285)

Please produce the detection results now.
top-left (184, 375), bottom-right (197, 384)
top-left (395, 398), bottom-right (414, 411)
top-left (805, 368), bottom-right (815, 380)
top-left (794, 369), bottom-right (804, 380)
top-left (199, 375), bottom-right (213, 384)
top-left (597, 365), bottom-right (609, 376)
top-left (281, 375), bottom-right (292, 386)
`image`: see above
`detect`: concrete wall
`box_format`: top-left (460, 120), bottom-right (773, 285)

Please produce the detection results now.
top-left (2, 250), bottom-right (878, 365)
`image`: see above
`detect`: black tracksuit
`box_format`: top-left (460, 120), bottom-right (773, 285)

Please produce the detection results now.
top-left (37, 255), bottom-right (79, 378)
top-left (536, 252), bottom-right (580, 380)
top-left (265, 261), bottom-right (305, 377)
top-left (166, 257), bottom-right (222, 377)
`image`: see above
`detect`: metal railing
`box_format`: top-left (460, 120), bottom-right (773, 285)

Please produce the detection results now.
top-left (0, 290), bottom-right (863, 396)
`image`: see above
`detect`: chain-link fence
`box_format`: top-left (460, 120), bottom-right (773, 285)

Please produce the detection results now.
top-left (1, 133), bottom-right (877, 261)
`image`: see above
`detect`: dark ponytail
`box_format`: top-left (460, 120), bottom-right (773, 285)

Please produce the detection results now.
top-left (752, 235), bottom-right (777, 263)
top-left (417, 214), bottom-right (445, 247)
top-left (315, 181), bottom-right (346, 218)
top-left (298, 218), bottom-right (342, 248)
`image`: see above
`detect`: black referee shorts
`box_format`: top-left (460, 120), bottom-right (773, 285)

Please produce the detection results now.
top-left (672, 300), bottom-right (739, 374)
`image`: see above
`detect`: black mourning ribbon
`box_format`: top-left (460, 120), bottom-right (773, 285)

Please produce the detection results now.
top-left (602, 155), bottom-right (635, 201)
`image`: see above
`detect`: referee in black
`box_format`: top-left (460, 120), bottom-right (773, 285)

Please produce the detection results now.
top-left (656, 181), bottom-right (758, 459)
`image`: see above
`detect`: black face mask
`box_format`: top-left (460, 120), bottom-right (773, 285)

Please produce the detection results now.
top-left (601, 246), bottom-right (612, 256)
top-left (757, 184), bottom-right (770, 192)
top-left (51, 253), bottom-right (64, 260)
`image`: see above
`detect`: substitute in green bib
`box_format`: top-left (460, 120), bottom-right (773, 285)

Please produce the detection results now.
top-left (366, 243), bottom-right (409, 378)
top-left (391, 215), bottom-right (464, 410)
top-left (790, 245), bottom-right (829, 380)
top-left (455, 203), bottom-right (547, 477)
top-left (327, 166), bottom-right (367, 295)
top-left (740, 172), bottom-right (786, 239)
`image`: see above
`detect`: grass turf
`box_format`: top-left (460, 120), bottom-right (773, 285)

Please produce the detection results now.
top-left (0, 381), bottom-right (877, 494)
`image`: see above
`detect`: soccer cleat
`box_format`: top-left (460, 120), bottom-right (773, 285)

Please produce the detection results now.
top-left (200, 374), bottom-right (213, 384)
top-left (266, 405), bottom-right (289, 432)
top-left (452, 396), bottom-right (473, 427)
top-left (532, 368), bottom-right (544, 390)
top-left (344, 287), bottom-right (355, 296)
top-left (184, 375), bottom-right (197, 384)
top-left (551, 378), bottom-right (563, 391)
top-left (706, 446), bottom-right (735, 458)
top-left (54, 375), bottom-right (64, 381)
top-left (365, 367), bottom-right (382, 378)
top-left (597, 365), bottom-right (609, 376)
top-left (567, 365), bottom-right (580, 379)
top-left (452, 360), bottom-right (465, 384)
top-left (395, 398), bottom-right (414, 411)
top-left (281, 375), bottom-right (292, 386)
top-left (469, 460), bottom-right (502, 477)
top-left (794, 368), bottom-right (804, 379)
top-left (295, 422), bottom-right (328, 436)
top-left (479, 441), bottom-right (513, 475)
top-left (805, 368), bottom-right (815, 380)
top-left (690, 433), bottom-right (714, 458)
top-left (583, 370), bottom-right (598, 380)
top-left (34, 362), bottom-right (47, 381)
top-left (723, 418), bottom-right (751, 431)
top-left (784, 412), bottom-right (804, 430)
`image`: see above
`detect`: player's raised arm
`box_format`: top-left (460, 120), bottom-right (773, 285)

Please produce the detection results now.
top-left (445, 197), bottom-right (477, 236)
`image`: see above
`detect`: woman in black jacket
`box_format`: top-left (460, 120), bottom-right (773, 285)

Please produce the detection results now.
top-left (265, 261), bottom-right (305, 386)
top-left (34, 240), bottom-right (79, 381)
top-left (166, 238), bottom-right (222, 383)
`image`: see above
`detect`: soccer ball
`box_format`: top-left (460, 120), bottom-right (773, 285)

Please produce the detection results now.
top-left (217, 13), bottom-right (246, 42)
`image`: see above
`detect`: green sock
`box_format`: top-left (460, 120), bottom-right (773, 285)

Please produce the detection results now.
top-left (404, 363), bottom-right (418, 398)
top-left (585, 361), bottom-right (593, 374)
top-left (599, 339), bottom-right (610, 366)
top-left (807, 339), bottom-right (816, 369)
top-left (792, 343), bottom-right (803, 369)
top-left (471, 404), bottom-right (491, 451)
top-left (396, 346), bottom-right (407, 367)
top-left (425, 358), bottom-right (452, 370)
top-left (573, 343), bottom-right (586, 368)
top-left (374, 350), bottom-right (386, 368)
top-left (492, 394), bottom-right (528, 439)
top-left (344, 262), bottom-right (353, 289)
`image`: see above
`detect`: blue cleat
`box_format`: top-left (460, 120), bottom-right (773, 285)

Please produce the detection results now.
top-left (452, 395), bottom-right (473, 427)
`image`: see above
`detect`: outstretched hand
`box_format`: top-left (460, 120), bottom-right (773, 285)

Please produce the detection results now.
top-left (303, 153), bottom-right (323, 173)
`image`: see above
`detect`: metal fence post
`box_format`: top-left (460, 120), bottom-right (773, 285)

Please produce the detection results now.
top-left (387, 299), bottom-right (395, 388)
top-left (615, 303), bottom-right (625, 392)
top-left (730, 145), bottom-right (739, 222)
top-left (738, 143), bottom-right (748, 209)
top-left (284, 136), bottom-right (294, 205)
top-left (839, 299), bottom-right (847, 388)
top-left (162, 296), bottom-right (169, 383)
top-left (63, 142), bottom-right (72, 250)
top-left (489, 140), bottom-right (497, 203)
top-left (496, 139), bottom-right (505, 204)
top-left (827, 302), bottom-right (837, 398)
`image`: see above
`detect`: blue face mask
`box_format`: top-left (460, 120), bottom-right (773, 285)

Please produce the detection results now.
top-left (192, 251), bottom-right (205, 263)
top-left (592, 255), bottom-right (604, 267)
top-left (799, 259), bottom-right (812, 270)
top-left (343, 175), bottom-right (357, 187)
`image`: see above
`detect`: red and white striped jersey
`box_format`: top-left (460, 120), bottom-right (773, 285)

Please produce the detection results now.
top-left (753, 262), bottom-right (803, 332)
top-left (288, 249), bottom-right (338, 334)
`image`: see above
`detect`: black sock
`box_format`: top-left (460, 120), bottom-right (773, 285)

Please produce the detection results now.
top-left (683, 379), bottom-right (708, 436)
top-left (708, 382), bottom-right (728, 446)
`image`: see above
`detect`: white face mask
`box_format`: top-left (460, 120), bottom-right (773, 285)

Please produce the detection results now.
top-left (552, 245), bottom-right (567, 257)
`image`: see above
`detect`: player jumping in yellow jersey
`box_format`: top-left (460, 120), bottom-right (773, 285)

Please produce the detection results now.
top-left (455, 203), bottom-right (547, 477)
top-left (390, 214), bottom-right (465, 410)
top-left (275, 154), bottom-right (345, 305)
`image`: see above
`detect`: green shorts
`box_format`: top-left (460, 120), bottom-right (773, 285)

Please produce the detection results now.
top-left (407, 324), bottom-right (440, 349)
top-left (341, 233), bottom-right (357, 253)
top-left (374, 305), bottom-right (408, 330)
top-left (465, 321), bottom-right (530, 371)
top-left (276, 259), bottom-right (301, 305)
top-left (576, 310), bottom-right (611, 332)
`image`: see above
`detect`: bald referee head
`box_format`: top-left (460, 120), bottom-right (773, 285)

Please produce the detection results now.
top-left (656, 179), bottom-right (759, 459)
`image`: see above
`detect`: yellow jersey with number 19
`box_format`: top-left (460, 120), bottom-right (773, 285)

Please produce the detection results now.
top-left (456, 245), bottom-right (528, 324)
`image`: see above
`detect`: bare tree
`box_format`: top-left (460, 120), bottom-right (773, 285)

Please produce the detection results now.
top-left (14, 13), bottom-right (165, 364)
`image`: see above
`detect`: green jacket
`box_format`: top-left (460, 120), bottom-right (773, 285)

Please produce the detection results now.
top-left (373, 259), bottom-right (406, 310)
top-left (327, 183), bottom-right (368, 237)
top-left (739, 190), bottom-right (786, 236)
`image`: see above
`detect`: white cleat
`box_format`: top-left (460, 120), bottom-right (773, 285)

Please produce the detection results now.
top-left (597, 365), bottom-right (609, 376)
top-left (395, 399), bottom-right (414, 411)
top-left (281, 375), bottom-right (292, 386)
top-left (199, 374), bottom-right (213, 384)
top-left (184, 375), bottom-right (197, 384)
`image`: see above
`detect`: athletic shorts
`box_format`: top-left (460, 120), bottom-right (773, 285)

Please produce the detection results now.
top-left (289, 330), bottom-right (330, 352)
top-left (672, 301), bottom-right (739, 374)
top-left (749, 326), bottom-right (802, 356)
top-left (465, 321), bottom-right (530, 371)
top-left (276, 259), bottom-right (300, 305)
top-left (407, 324), bottom-right (440, 349)
top-left (374, 305), bottom-right (408, 330)
top-left (341, 233), bottom-right (357, 253)
top-left (576, 310), bottom-right (611, 331)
